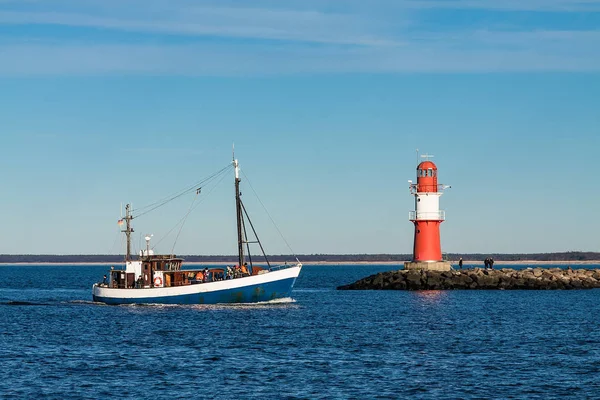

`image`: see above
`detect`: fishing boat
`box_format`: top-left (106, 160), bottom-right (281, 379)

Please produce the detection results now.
top-left (92, 158), bottom-right (302, 305)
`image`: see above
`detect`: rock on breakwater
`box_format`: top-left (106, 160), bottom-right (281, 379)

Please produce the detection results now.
top-left (337, 268), bottom-right (600, 290)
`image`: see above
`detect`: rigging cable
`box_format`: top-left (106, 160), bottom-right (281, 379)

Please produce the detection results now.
top-left (240, 169), bottom-right (298, 260)
top-left (169, 192), bottom-right (198, 256)
top-left (149, 166), bottom-right (232, 253)
top-left (133, 162), bottom-right (232, 213)
top-left (108, 225), bottom-right (122, 255)
top-left (132, 162), bottom-right (233, 219)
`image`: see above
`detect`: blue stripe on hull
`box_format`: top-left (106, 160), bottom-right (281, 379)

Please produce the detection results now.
top-left (93, 277), bottom-right (297, 305)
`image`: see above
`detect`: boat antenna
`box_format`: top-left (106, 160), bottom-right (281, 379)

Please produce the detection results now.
top-left (234, 158), bottom-right (245, 268)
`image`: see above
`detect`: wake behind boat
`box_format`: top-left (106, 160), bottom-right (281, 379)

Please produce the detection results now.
top-left (92, 158), bottom-right (302, 305)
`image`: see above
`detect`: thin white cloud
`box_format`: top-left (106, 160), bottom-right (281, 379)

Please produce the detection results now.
top-left (123, 147), bottom-right (205, 156)
top-left (2, 0), bottom-right (600, 12)
top-left (0, 7), bottom-right (401, 46)
top-left (0, 0), bottom-right (599, 74)
top-left (1, 31), bottom-right (598, 75)
top-left (408, 0), bottom-right (600, 12)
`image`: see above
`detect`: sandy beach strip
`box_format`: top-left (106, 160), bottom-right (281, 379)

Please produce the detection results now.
top-left (1, 260), bottom-right (599, 266)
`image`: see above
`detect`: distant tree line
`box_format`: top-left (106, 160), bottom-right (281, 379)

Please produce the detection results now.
top-left (1, 251), bottom-right (599, 263)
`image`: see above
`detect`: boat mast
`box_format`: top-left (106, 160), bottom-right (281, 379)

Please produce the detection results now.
top-left (234, 159), bottom-right (245, 267)
top-left (122, 204), bottom-right (134, 261)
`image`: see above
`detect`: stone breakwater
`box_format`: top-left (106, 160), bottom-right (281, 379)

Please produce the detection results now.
top-left (337, 268), bottom-right (600, 290)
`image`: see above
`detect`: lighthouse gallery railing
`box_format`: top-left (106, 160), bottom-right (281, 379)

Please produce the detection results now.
top-left (409, 211), bottom-right (446, 221)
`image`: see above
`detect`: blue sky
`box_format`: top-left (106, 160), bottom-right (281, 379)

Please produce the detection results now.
top-left (0, 0), bottom-right (599, 256)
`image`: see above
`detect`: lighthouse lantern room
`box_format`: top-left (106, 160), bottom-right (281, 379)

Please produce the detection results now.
top-left (405, 155), bottom-right (452, 272)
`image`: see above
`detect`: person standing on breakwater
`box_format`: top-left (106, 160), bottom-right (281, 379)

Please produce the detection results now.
top-left (489, 258), bottom-right (494, 269)
top-left (484, 258), bottom-right (489, 269)
top-left (459, 258), bottom-right (463, 269)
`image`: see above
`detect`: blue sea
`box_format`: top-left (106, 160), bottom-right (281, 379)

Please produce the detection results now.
top-left (1, 263), bottom-right (600, 399)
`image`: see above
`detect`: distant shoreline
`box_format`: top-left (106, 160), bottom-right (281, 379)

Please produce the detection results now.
top-left (1, 260), bottom-right (599, 266)
top-left (455, 260), bottom-right (600, 266)
top-left (307, 260), bottom-right (600, 265)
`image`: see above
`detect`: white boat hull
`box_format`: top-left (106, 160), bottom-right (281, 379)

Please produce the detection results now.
top-left (92, 265), bottom-right (301, 305)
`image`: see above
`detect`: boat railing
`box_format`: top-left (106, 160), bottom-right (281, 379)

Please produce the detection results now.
top-left (269, 263), bottom-right (299, 272)
top-left (99, 263), bottom-right (299, 289)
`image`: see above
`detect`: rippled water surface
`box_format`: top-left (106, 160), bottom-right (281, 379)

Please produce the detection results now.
top-left (1, 264), bottom-right (600, 399)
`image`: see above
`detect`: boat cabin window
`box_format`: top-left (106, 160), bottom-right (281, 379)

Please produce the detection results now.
top-left (170, 261), bottom-right (182, 271)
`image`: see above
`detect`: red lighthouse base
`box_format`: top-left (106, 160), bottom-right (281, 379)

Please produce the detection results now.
top-left (406, 220), bottom-right (451, 271)
top-left (412, 220), bottom-right (443, 262)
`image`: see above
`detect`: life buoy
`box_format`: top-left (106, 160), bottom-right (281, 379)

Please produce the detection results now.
top-left (154, 276), bottom-right (163, 286)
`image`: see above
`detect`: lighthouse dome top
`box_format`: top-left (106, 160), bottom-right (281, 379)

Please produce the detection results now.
top-left (416, 160), bottom-right (438, 191)
top-left (417, 160), bottom-right (437, 170)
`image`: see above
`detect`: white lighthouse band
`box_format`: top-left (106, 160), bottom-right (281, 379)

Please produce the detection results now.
top-left (409, 192), bottom-right (445, 221)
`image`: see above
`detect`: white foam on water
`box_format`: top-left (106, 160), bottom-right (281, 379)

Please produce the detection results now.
top-left (111, 297), bottom-right (298, 311)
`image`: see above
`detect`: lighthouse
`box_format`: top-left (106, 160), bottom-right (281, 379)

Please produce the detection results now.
top-left (405, 155), bottom-right (452, 271)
